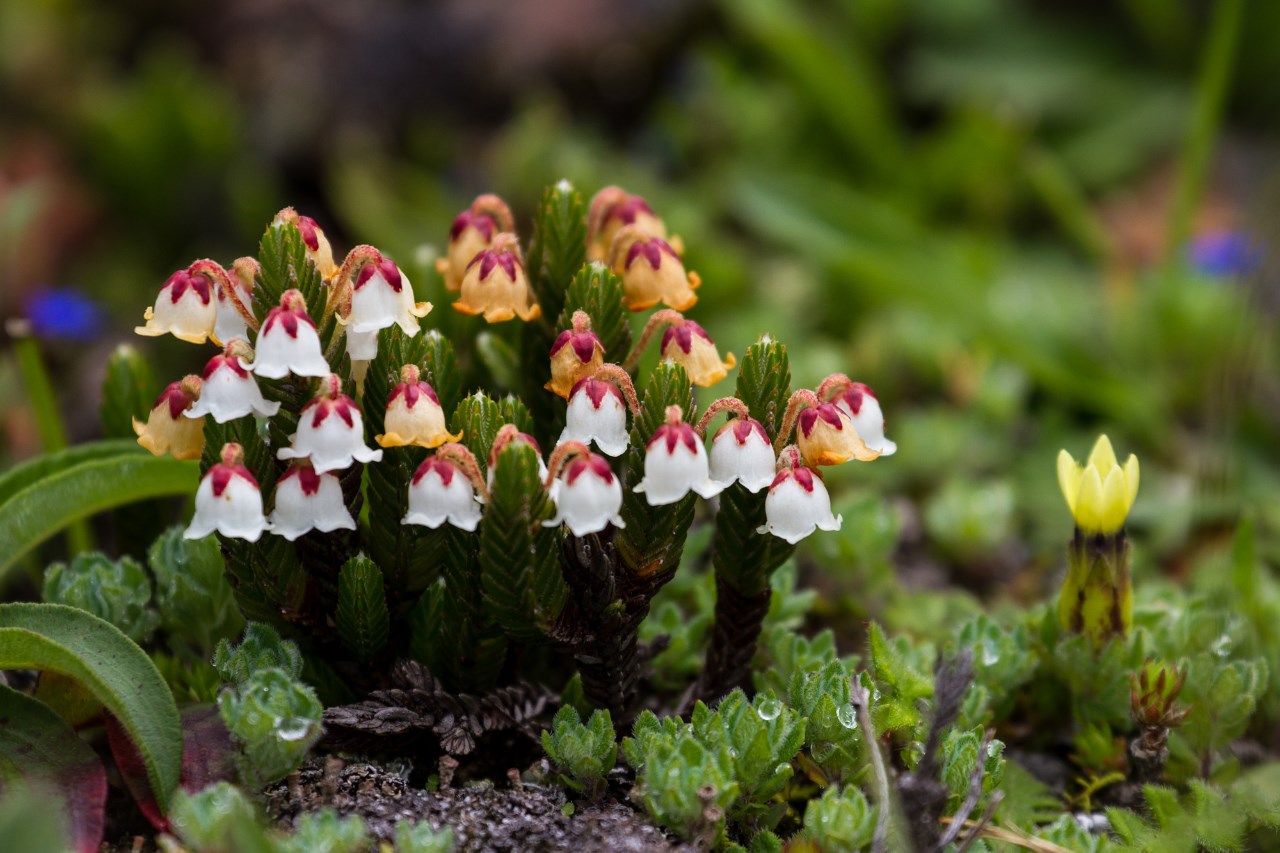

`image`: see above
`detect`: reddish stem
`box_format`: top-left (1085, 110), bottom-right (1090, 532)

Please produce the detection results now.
top-left (774, 389), bottom-right (821, 454)
top-left (694, 397), bottom-right (751, 438)
top-left (623, 309), bottom-right (686, 372)
top-left (816, 372), bottom-right (855, 401)
top-left (435, 442), bottom-right (490, 502)
top-left (469, 194), bottom-right (515, 233)
top-left (189, 259), bottom-right (259, 332)
top-left (590, 364), bottom-right (642, 416)
top-left (544, 440), bottom-right (594, 489)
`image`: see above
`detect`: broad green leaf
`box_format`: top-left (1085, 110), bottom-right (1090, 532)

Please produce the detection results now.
top-left (0, 439), bottom-right (145, 510)
top-left (0, 603), bottom-right (181, 812)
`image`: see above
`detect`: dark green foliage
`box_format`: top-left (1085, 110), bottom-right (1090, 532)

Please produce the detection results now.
top-left (149, 527), bottom-right (242, 653)
top-left (800, 785), bottom-right (877, 852)
top-left (335, 555), bottom-right (390, 663)
top-left (558, 263), bottom-right (632, 366)
top-left (541, 705), bottom-right (618, 800)
top-left (214, 622), bottom-right (303, 684)
top-left (100, 344), bottom-right (157, 439)
top-left (451, 392), bottom-right (534, 478)
top-left (42, 551), bottom-right (158, 642)
top-left (524, 181), bottom-right (587, 325)
top-left (436, 527), bottom-right (507, 693)
top-left (1107, 781), bottom-right (1280, 853)
top-left (1178, 653), bottom-right (1268, 769)
top-left (479, 442), bottom-right (567, 641)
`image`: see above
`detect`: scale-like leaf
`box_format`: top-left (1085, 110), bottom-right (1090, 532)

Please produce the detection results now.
top-left (525, 181), bottom-right (587, 325)
top-left (557, 263), bottom-right (633, 368)
top-left (336, 555), bottom-right (391, 662)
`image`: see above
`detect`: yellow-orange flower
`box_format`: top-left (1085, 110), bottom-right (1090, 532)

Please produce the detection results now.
top-left (587, 186), bottom-right (673, 262)
top-left (134, 376), bottom-right (205, 460)
top-left (795, 402), bottom-right (878, 467)
top-left (452, 234), bottom-right (541, 323)
top-left (660, 320), bottom-right (734, 387)
top-left (610, 226), bottom-right (699, 312)
top-left (375, 365), bottom-right (462, 449)
top-left (545, 312), bottom-right (605, 399)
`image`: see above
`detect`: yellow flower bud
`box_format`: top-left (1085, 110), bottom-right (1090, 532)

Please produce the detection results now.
top-left (1057, 435), bottom-right (1139, 535)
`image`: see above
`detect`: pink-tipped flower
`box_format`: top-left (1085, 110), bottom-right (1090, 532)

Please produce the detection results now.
top-left (610, 226), bottom-right (699, 312)
top-left (293, 213), bottom-right (338, 280)
top-left (453, 234), bottom-right (541, 323)
top-left (277, 374), bottom-right (383, 473)
top-left (135, 269), bottom-right (216, 344)
top-left (437, 204), bottom-right (504, 292)
top-left (267, 461), bottom-right (356, 540)
top-left (248, 290), bottom-right (330, 379)
top-left (185, 443), bottom-right (269, 542)
top-left (214, 261), bottom-right (255, 345)
top-left (487, 429), bottom-right (548, 491)
top-left (403, 456), bottom-right (483, 532)
top-left (708, 417), bottom-right (775, 493)
top-left (375, 364), bottom-right (461, 449)
top-left (544, 453), bottom-right (625, 536)
top-left (758, 462), bottom-right (841, 544)
top-left (832, 382), bottom-right (896, 457)
top-left (634, 406), bottom-right (724, 506)
top-left (134, 376), bottom-right (205, 461)
top-left (559, 377), bottom-right (630, 457)
top-left (661, 320), bottom-right (735, 387)
top-left (186, 341), bottom-right (280, 423)
top-left (797, 402), bottom-right (878, 467)
top-left (339, 252), bottom-right (431, 361)
top-left (587, 187), bottom-right (674, 262)
top-left (545, 312), bottom-right (605, 399)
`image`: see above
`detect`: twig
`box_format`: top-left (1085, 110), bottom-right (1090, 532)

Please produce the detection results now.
top-left (935, 729), bottom-right (994, 850)
top-left (952, 792), bottom-right (1003, 853)
top-left (849, 673), bottom-right (891, 853)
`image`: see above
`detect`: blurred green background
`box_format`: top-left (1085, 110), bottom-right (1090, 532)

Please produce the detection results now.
top-left (2, 0), bottom-right (1278, 633)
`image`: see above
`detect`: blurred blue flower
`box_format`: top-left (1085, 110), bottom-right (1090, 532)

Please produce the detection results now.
top-left (1187, 231), bottom-right (1264, 278)
top-left (23, 288), bottom-right (106, 341)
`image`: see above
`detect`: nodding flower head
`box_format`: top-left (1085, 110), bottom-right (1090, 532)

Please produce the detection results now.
top-left (587, 186), bottom-right (672, 262)
top-left (545, 311), bottom-right (605, 399)
top-left (185, 443), bottom-right (269, 542)
top-left (135, 268), bottom-right (216, 344)
top-left (634, 406), bottom-right (724, 506)
top-left (403, 455), bottom-right (484, 532)
top-left (661, 320), bottom-right (735, 387)
top-left (829, 381), bottom-right (896, 457)
top-left (610, 225), bottom-right (699, 312)
top-left (375, 364), bottom-right (461, 449)
top-left (134, 375), bottom-right (205, 461)
top-left (757, 450), bottom-right (841, 544)
top-left (248, 290), bottom-right (331, 379)
top-left (276, 374), bottom-right (383, 473)
top-left (1057, 435), bottom-right (1139, 535)
top-left (544, 451), bottom-right (625, 536)
top-left (559, 377), bottom-right (630, 457)
top-left (341, 251), bottom-right (431, 361)
top-left (267, 461), bottom-right (357, 541)
top-left (453, 234), bottom-right (541, 323)
top-left (797, 402), bottom-right (878, 466)
top-left (187, 340), bottom-right (281, 424)
top-left (437, 196), bottom-right (511, 292)
top-left (708, 417), bottom-right (776, 493)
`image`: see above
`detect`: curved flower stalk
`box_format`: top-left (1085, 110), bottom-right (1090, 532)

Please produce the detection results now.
top-left (185, 443), bottom-right (269, 542)
top-left (819, 374), bottom-right (896, 457)
top-left (248, 290), bottom-right (331, 379)
top-left (558, 365), bottom-right (640, 457)
top-left (402, 443), bottom-right (488, 532)
top-left (187, 340), bottom-right (281, 423)
top-left (135, 266), bottom-right (218, 344)
top-left (634, 406), bottom-right (724, 506)
top-left (453, 233), bottom-right (540, 322)
top-left (277, 374), bottom-right (383, 473)
top-left (696, 398), bottom-right (775, 493)
top-left (587, 186), bottom-right (678, 262)
top-left (543, 441), bottom-right (625, 536)
top-left (546, 311), bottom-right (606, 399)
top-left (375, 364), bottom-right (460, 449)
top-left (268, 461), bottom-right (357, 541)
top-left (134, 376), bottom-right (205, 460)
top-left (608, 225), bottom-right (699, 312)
top-left (758, 446), bottom-right (841, 544)
top-left (777, 389), bottom-right (877, 465)
top-left (214, 258), bottom-right (259, 346)
top-left (437, 194), bottom-right (513, 292)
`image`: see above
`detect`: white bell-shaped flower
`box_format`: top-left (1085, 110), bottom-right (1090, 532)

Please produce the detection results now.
top-left (135, 268), bottom-right (217, 344)
top-left (214, 266), bottom-right (254, 346)
top-left (341, 254), bottom-right (431, 340)
top-left (403, 456), bottom-right (483, 532)
top-left (558, 377), bottom-right (629, 457)
top-left (757, 464), bottom-right (841, 544)
top-left (186, 341), bottom-right (280, 423)
top-left (544, 453), bottom-right (625, 536)
top-left (277, 374), bottom-right (383, 473)
top-left (267, 462), bottom-right (356, 540)
top-left (634, 406), bottom-right (724, 506)
top-left (185, 443), bottom-right (269, 542)
top-left (248, 289), bottom-right (330, 379)
top-left (487, 428), bottom-right (549, 491)
top-left (708, 417), bottom-right (776, 493)
top-left (832, 382), bottom-right (896, 457)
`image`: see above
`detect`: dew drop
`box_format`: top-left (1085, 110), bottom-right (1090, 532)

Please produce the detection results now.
top-left (810, 741), bottom-right (836, 762)
top-left (836, 704), bottom-right (857, 730)
top-left (273, 716), bottom-right (312, 742)
top-left (756, 696), bottom-right (783, 721)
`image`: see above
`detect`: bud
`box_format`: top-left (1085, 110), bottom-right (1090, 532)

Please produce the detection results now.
top-left (545, 312), bottom-right (605, 399)
top-left (544, 453), bottom-right (625, 536)
top-left (587, 187), bottom-right (672, 262)
top-left (757, 463), bottom-right (841, 544)
top-left (660, 320), bottom-right (735, 387)
top-left (248, 290), bottom-right (331, 379)
top-left (214, 260), bottom-right (256, 346)
top-left (487, 429), bottom-right (548, 491)
top-left (708, 417), bottom-right (775, 493)
top-left (634, 406), bottom-right (724, 506)
top-left (1057, 435), bottom-right (1139, 535)
top-left (185, 443), bottom-right (269, 542)
top-left (831, 382), bottom-right (896, 457)
top-left (277, 374), bottom-right (383, 473)
top-left (133, 376), bottom-right (205, 461)
top-left (403, 456), bottom-right (483, 532)
top-left (796, 402), bottom-right (877, 466)
top-left (437, 202), bottom-right (506, 292)
top-left (375, 364), bottom-right (461, 449)
top-left (340, 253), bottom-right (431, 361)
top-left (558, 377), bottom-right (629, 457)
top-left (135, 269), bottom-right (216, 344)
top-left (611, 226), bottom-right (699, 312)
top-left (292, 213), bottom-right (338, 280)
top-left (452, 234), bottom-right (541, 322)
top-left (186, 341), bottom-right (280, 423)
top-left (267, 461), bottom-right (357, 541)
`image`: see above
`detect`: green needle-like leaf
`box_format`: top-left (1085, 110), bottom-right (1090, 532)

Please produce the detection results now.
top-left (336, 555), bottom-right (391, 663)
top-left (558, 263), bottom-right (633, 367)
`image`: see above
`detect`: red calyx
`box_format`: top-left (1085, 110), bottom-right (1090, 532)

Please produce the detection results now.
top-left (550, 329), bottom-right (604, 363)
top-left (356, 256), bottom-right (403, 292)
top-left (393, 379), bottom-right (441, 409)
top-left (571, 377), bottom-right (621, 409)
top-left (450, 211), bottom-right (496, 243)
top-left (798, 403), bottom-right (844, 436)
top-left (166, 270), bottom-right (213, 305)
top-left (661, 320), bottom-right (712, 355)
top-left (154, 381), bottom-right (196, 420)
top-left (412, 456), bottom-right (456, 487)
top-left (474, 250), bottom-right (519, 281)
top-left (613, 196), bottom-right (656, 225)
top-left (210, 463), bottom-right (257, 497)
top-left (565, 454), bottom-right (614, 485)
top-left (648, 422), bottom-right (699, 454)
top-left (201, 353), bottom-right (249, 381)
top-left (309, 396), bottom-right (356, 429)
top-left (770, 466), bottom-right (816, 493)
top-left (296, 216), bottom-right (321, 251)
top-left (625, 237), bottom-right (678, 271)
